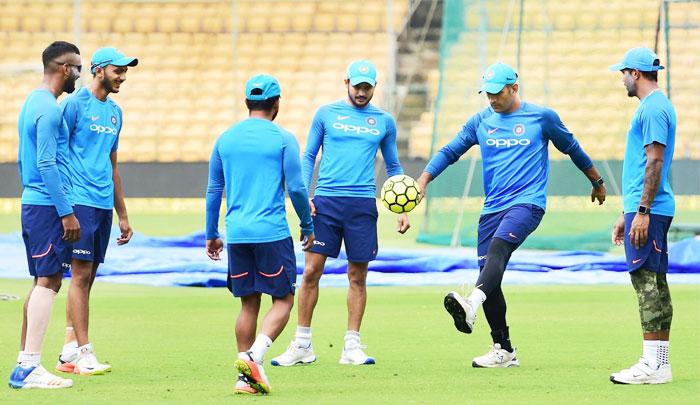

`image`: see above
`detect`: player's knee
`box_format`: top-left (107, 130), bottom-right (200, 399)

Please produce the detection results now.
top-left (487, 237), bottom-right (516, 259)
top-left (347, 273), bottom-right (367, 288)
top-left (302, 266), bottom-right (323, 284)
top-left (70, 269), bottom-right (92, 288)
top-left (273, 294), bottom-right (294, 311)
top-left (37, 273), bottom-right (63, 292)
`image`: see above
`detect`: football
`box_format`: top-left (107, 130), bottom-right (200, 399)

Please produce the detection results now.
top-left (381, 175), bottom-right (422, 214)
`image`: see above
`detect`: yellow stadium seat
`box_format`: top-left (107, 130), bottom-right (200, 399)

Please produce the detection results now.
top-left (157, 16), bottom-right (178, 33)
top-left (313, 14), bottom-right (335, 31)
top-left (292, 15), bottom-right (313, 31)
top-left (337, 15), bottom-right (357, 31)
top-left (136, 14), bottom-right (160, 32)
top-left (246, 16), bottom-right (268, 32)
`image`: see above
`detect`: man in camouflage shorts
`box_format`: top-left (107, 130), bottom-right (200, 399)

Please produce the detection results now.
top-left (609, 47), bottom-right (676, 385)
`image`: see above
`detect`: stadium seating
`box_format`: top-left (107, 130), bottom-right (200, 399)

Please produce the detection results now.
top-left (0, 0), bottom-right (408, 162)
top-left (409, 0), bottom-right (700, 160)
top-left (1, 0), bottom-right (697, 162)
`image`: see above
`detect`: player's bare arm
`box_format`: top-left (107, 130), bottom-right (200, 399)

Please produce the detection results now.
top-left (111, 151), bottom-right (132, 245)
top-left (611, 214), bottom-right (625, 246)
top-left (309, 198), bottom-right (316, 216)
top-left (582, 166), bottom-right (607, 205)
top-left (629, 141), bottom-right (665, 249)
top-left (397, 213), bottom-right (410, 234)
top-left (417, 171), bottom-right (434, 200)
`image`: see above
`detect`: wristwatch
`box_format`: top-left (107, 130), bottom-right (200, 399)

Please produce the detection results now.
top-left (637, 205), bottom-right (650, 215)
top-left (591, 177), bottom-right (604, 188)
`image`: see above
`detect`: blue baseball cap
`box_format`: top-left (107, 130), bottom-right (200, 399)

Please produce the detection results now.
top-left (245, 74), bottom-right (281, 101)
top-left (609, 47), bottom-right (664, 72)
top-left (91, 47), bottom-right (138, 74)
top-left (479, 62), bottom-right (518, 94)
top-left (346, 60), bottom-right (377, 87)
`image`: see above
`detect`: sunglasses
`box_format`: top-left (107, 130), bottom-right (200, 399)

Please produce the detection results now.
top-left (54, 60), bottom-right (82, 73)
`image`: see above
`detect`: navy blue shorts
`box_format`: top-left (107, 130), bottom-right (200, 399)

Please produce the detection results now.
top-left (309, 195), bottom-right (378, 262)
top-left (477, 203), bottom-right (545, 266)
top-left (624, 213), bottom-right (672, 273)
top-left (227, 237), bottom-right (297, 298)
top-left (21, 204), bottom-right (72, 277)
top-left (72, 205), bottom-right (113, 263)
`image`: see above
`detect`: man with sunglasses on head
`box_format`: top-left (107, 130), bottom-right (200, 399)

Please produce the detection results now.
top-left (55, 47), bottom-right (137, 376)
top-left (10, 41), bottom-right (81, 390)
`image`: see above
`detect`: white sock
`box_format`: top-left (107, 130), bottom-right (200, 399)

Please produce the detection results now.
top-left (344, 330), bottom-right (361, 349)
top-left (294, 326), bottom-right (312, 347)
top-left (643, 340), bottom-right (659, 369)
top-left (466, 288), bottom-right (487, 311)
top-left (249, 334), bottom-right (272, 364)
top-left (18, 351), bottom-right (41, 368)
top-left (78, 342), bottom-right (94, 358)
top-left (61, 340), bottom-right (78, 358)
top-left (658, 340), bottom-right (670, 366)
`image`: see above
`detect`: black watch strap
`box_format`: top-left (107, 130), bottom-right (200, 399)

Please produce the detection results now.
top-left (591, 177), bottom-right (604, 188)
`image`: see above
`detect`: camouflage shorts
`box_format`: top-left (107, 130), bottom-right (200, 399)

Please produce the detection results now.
top-left (630, 268), bottom-right (673, 332)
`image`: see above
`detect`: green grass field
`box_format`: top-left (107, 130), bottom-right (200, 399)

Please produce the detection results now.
top-left (1, 198), bottom-right (698, 402)
top-left (1, 281), bottom-right (699, 403)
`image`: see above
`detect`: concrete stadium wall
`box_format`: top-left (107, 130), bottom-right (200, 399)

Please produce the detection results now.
top-left (1, 159), bottom-right (699, 198)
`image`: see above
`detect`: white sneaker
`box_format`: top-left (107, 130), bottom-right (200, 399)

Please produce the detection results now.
top-left (472, 344), bottom-right (519, 368)
top-left (339, 342), bottom-right (376, 365)
top-left (234, 358), bottom-right (271, 394)
top-left (270, 342), bottom-right (316, 366)
top-left (73, 352), bottom-right (112, 376)
top-left (9, 364), bottom-right (73, 389)
top-left (444, 291), bottom-right (476, 334)
top-left (610, 359), bottom-right (672, 384)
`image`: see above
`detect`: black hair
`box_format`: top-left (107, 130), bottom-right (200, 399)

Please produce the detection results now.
top-left (640, 70), bottom-right (658, 82)
top-left (639, 58), bottom-right (660, 82)
top-left (42, 41), bottom-right (80, 72)
top-left (245, 95), bottom-right (280, 112)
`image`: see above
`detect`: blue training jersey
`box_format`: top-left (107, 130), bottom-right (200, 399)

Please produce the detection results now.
top-left (17, 89), bottom-right (73, 217)
top-left (622, 90), bottom-right (676, 217)
top-left (425, 102), bottom-right (593, 214)
top-left (61, 87), bottom-right (122, 210)
top-left (205, 117), bottom-right (313, 243)
top-left (302, 100), bottom-right (403, 198)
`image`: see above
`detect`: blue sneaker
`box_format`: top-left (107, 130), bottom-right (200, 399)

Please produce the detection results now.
top-left (9, 364), bottom-right (73, 389)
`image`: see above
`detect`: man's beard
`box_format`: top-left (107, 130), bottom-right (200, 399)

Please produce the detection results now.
top-left (101, 76), bottom-right (115, 93)
top-left (63, 78), bottom-right (76, 93)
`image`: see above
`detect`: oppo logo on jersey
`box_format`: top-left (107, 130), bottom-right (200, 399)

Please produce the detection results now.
top-left (332, 122), bottom-right (381, 136)
top-left (485, 138), bottom-right (531, 148)
top-left (89, 124), bottom-right (117, 135)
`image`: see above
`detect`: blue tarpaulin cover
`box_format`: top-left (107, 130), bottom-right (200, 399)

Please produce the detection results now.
top-left (1, 229), bottom-right (698, 287)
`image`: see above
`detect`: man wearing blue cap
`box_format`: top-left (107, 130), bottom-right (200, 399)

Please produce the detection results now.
top-left (271, 60), bottom-right (409, 367)
top-left (56, 47), bottom-right (137, 376)
top-left (205, 74), bottom-right (315, 394)
top-left (417, 62), bottom-right (607, 368)
top-left (9, 40), bottom-right (81, 390)
top-left (608, 47), bottom-right (675, 385)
